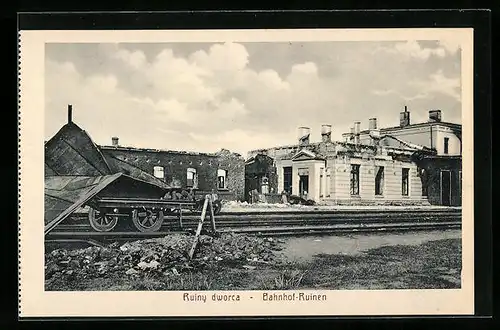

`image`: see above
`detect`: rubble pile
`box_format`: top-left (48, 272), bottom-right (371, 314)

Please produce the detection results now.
top-left (45, 233), bottom-right (284, 284)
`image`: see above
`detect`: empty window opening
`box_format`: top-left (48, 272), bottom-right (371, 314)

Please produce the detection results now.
top-left (350, 164), bottom-right (360, 196)
top-left (217, 169), bottom-right (227, 189)
top-left (375, 166), bottom-right (384, 196)
top-left (402, 168), bottom-right (410, 196)
top-left (187, 168), bottom-right (198, 188)
top-left (153, 166), bottom-right (164, 179)
top-left (319, 168), bottom-right (324, 198)
top-left (283, 167), bottom-right (292, 194)
top-left (444, 137), bottom-right (449, 154)
top-left (261, 176), bottom-right (269, 194)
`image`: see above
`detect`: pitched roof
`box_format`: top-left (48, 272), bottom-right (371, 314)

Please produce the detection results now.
top-left (378, 134), bottom-right (432, 151)
top-left (45, 122), bottom-right (171, 189)
top-left (291, 148), bottom-right (325, 161)
top-left (44, 122), bottom-right (113, 176)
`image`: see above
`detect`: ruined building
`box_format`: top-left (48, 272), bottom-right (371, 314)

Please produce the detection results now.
top-left (45, 105), bottom-right (246, 202)
top-left (246, 107), bottom-right (462, 206)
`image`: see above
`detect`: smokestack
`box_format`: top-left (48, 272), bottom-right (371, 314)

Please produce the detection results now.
top-left (321, 124), bottom-right (332, 143)
top-left (298, 127), bottom-right (310, 146)
top-left (348, 127), bottom-right (355, 142)
top-left (399, 105), bottom-right (410, 127)
top-left (369, 118), bottom-right (377, 130)
top-left (67, 104), bottom-right (73, 124)
top-left (428, 110), bottom-right (442, 122)
top-left (353, 121), bottom-right (361, 144)
top-left (112, 137), bottom-right (119, 147)
top-left (354, 121), bottom-right (361, 134)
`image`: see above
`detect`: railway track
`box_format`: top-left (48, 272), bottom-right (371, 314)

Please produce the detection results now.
top-left (46, 209), bottom-right (462, 247)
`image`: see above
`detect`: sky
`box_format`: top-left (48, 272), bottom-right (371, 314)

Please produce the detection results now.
top-left (45, 40), bottom-right (462, 158)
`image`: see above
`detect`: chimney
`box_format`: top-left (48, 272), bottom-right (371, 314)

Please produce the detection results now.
top-left (298, 127), bottom-right (310, 146)
top-left (347, 127), bottom-right (355, 142)
top-left (112, 136), bottom-right (119, 147)
top-left (67, 104), bottom-right (73, 124)
top-left (321, 124), bottom-right (332, 143)
top-left (353, 121), bottom-right (361, 144)
top-left (428, 110), bottom-right (442, 122)
top-left (369, 118), bottom-right (377, 130)
top-left (354, 121), bottom-right (361, 134)
top-left (399, 105), bottom-right (410, 127)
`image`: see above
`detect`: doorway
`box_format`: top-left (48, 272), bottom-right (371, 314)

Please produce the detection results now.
top-left (299, 175), bottom-right (309, 199)
top-left (441, 170), bottom-right (451, 206)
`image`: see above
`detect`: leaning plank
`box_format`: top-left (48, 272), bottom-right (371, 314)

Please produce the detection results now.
top-left (178, 205), bottom-right (183, 230)
top-left (188, 195), bottom-right (209, 260)
top-left (208, 197), bottom-right (217, 233)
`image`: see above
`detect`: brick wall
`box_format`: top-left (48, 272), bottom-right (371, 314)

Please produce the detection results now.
top-left (101, 148), bottom-right (218, 191)
top-left (216, 149), bottom-right (246, 201)
top-left (244, 154), bottom-right (278, 202)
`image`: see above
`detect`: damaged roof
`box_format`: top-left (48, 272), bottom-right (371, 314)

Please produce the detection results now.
top-left (44, 173), bottom-right (167, 235)
top-left (45, 121), bottom-right (170, 189)
top-left (45, 122), bottom-right (113, 176)
top-left (44, 173), bottom-right (123, 234)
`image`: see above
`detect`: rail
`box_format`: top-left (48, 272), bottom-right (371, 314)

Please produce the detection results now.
top-left (46, 208), bottom-right (462, 248)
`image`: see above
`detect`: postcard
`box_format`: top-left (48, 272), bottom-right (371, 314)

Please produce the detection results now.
top-left (18, 26), bottom-right (474, 317)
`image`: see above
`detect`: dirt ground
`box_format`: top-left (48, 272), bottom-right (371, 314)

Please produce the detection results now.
top-left (45, 231), bottom-right (462, 291)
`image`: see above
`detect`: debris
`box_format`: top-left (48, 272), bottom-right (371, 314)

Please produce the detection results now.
top-left (45, 233), bottom-right (285, 282)
top-left (242, 265), bottom-right (256, 270)
top-left (137, 260), bottom-right (160, 270)
top-left (125, 268), bottom-right (139, 275)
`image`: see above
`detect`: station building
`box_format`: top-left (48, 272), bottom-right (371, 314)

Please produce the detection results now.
top-left (245, 107), bottom-right (462, 206)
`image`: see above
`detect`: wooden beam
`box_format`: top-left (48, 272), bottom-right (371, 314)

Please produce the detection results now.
top-left (178, 204), bottom-right (183, 230)
top-left (208, 196), bottom-right (217, 234)
top-left (188, 195), bottom-right (208, 260)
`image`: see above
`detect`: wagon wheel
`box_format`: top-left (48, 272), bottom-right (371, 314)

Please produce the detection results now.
top-left (131, 208), bottom-right (164, 232)
top-left (88, 208), bottom-right (118, 232)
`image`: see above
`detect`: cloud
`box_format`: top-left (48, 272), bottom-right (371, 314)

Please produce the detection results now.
top-left (45, 41), bottom-right (462, 157)
top-left (410, 69), bottom-right (461, 101)
top-left (188, 129), bottom-right (291, 156)
top-left (189, 42), bottom-right (250, 71)
top-left (112, 48), bottom-right (147, 69)
top-left (375, 40), bottom-right (456, 61)
top-left (437, 39), bottom-right (461, 54)
top-left (370, 89), bottom-right (430, 102)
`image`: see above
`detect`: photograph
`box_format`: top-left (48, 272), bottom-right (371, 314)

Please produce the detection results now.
top-left (43, 39), bottom-right (463, 292)
top-left (18, 26), bottom-right (475, 317)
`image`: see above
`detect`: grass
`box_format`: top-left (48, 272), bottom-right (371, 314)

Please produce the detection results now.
top-left (46, 237), bottom-right (462, 291)
top-left (258, 269), bottom-right (308, 290)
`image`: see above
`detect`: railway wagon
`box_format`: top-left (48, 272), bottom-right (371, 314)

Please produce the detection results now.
top-left (87, 188), bottom-right (222, 233)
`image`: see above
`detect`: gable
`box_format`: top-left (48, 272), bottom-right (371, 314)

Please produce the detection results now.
top-left (291, 149), bottom-right (321, 161)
